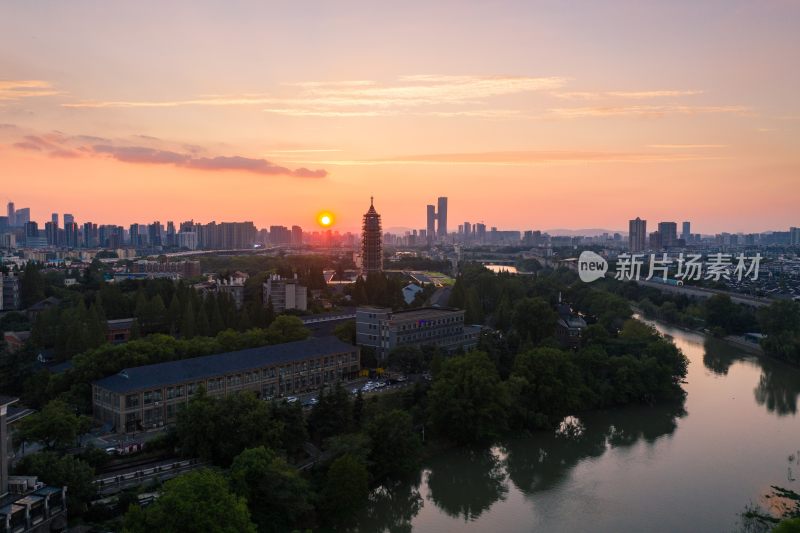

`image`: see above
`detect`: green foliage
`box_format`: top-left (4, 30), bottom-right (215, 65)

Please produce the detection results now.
top-left (333, 319), bottom-right (357, 344)
top-left (308, 383), bottom-right (353, 443)
top-left (428, 351), bottom-right (510, 444)
top-left (366, 409), bottom-right (421, 480)
top-left (16, 399), bottom-right (91, 450)
top-left (507, 347), bottom-right (586, 428)
top-left (320, 454), bottom-right (370, 528)
top-left (512, 297), bottom-right (558, 344)
top-left (15, 452), bottom-right (95, 515)
top-left (21, 262), bottom-right (46, 308)
top-left (175, 389), bottom-right (283, 466)
top-left (758, 301), bottom-right (800, 365)
top-left (122, 469), bottom-right (256, 533)
top-left (264, 315), bottom-right (310, 344)
top-left (229, 447), bottom-right (312, 533)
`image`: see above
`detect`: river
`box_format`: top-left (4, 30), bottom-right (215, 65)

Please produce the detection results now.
top-left (356, 320), bottom-right (800, 532)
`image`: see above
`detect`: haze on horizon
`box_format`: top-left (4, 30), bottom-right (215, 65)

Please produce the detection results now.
top-left (1, 0), bottom-right (798, 234)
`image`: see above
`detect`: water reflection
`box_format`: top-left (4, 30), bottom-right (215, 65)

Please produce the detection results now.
top-left (425, 447), bottom-right (509, 521)
top-left (504, 400), bottom-right (686, 495)
top-left (358, 473), bottom-right (423, 533)
top-left (702, 337), bottom-right (800, 416)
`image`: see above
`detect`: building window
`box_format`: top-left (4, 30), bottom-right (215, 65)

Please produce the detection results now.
top-left (126, 394), bottom-right (139, 409)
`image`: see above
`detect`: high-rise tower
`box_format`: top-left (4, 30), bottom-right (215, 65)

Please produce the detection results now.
top-left (437, 197), bottom-right (448, 237)
top-left (362, 197), bottom-right (383, 275)
top-left (629, 217), bottom-right (647, 252)
top-left (426, 205), bottom-right (436, 244)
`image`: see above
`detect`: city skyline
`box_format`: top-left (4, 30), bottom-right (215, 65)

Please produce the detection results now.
top-left (1, 1), bottom-right (799, 233)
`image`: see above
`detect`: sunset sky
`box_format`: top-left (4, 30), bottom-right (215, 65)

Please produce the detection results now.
top-left (1, 1), bottom-right (798, 234)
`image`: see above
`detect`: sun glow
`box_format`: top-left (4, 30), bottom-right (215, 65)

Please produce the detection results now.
top-left (317, 212), bottom-right (334, 227)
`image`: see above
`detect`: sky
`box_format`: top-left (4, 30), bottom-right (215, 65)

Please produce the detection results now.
top-left (1, 0), bottom-right (798, 234)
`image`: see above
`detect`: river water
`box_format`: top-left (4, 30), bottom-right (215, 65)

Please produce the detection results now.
top-left (356, 320), bottom-right (800, 532)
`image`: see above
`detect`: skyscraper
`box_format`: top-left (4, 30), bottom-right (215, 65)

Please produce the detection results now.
top-left (15, 208), bottom-right (30, 226)
top-left (658, 222), bottom-right (678, 247)
top-left (629, 217), bottom-right (647, 252)
top-left (51, 213), bottom-right (59, 227)
top-left (64, 214), bottom-right (75, 226)
top-left (681, 221), bottom-right (691, 240)
top-left (6, 202), bottom-right (14, 227)
top-left (426, 204), bottom-right (436, 244)
top-left (437, 197), bottom-right (448, 237)
top-left (361, 197), bottom-right (383, 274)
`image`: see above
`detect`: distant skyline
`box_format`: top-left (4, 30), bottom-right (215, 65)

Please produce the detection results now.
top-left (1, 1), bottom-right (798, 233)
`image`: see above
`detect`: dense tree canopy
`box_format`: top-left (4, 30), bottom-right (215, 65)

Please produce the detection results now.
top-left (123, 469), bottom-right (256, 533)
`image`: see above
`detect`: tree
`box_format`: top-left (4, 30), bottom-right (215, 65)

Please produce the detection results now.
top-left (123, 469), bottom-right (256, 533)
top-left (265, 315), bottom-right (310, 344)
top-left (427, 351), bottom-right (510, 444)
top-left (507, 347), bottom-right (586, 428)
top-left (366, 409), bottom-right (421, 480)
top-left (320, 454), bottom-right (370, 528)
top-left (333, 320), bottom-right (357, 344)
top-left (308, 383), bottom-right (353, 443)
top-left (512, 297), bottom-right (558, 345)
top-left (15, 452), bottom-right (95, 515)
top-left (229, 447), bottom-right (313, 533)
top-left (175, 390), bottom-right (283, 466)
top-left (21, 262), bottom-right (45, 308)
top-left (17, 399), bottom-right (91, 450)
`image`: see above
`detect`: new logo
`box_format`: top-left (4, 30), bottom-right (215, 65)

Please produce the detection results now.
top-left (578, 251), bottom-right (608, 282)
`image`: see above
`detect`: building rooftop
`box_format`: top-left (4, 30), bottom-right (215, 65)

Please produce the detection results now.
top-left (387, 307), bottom-right (464, 322)
top-left (0, 395), bottom-right (18, 408)
top-left (93, 336), bottom-right (357, 394)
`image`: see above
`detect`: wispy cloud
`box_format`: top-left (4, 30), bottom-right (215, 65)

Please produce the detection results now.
top-left (552, 90), bottom-right (703, 100)
top-left (8, 128), bottom-right (327, 177)
top-left (647, 144), bottom-right (727, 148)
top-left (63, 75), bottom-right (567, 117)
top-left (549, 105), bottom-right (750, 118)
top-left (0, 80), bottom-right (60, 101)
top-left (288, 150), bottom-right (723, 166)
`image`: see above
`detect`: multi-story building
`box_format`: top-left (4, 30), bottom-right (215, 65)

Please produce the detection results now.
top-left (91, 336), bottom-right (359, 434)
top-left (361, 197), bottom-right (383, 274)
top-left (1, 274), bottom-right (21, 311)
top-left (426, 205), bottom-right (436, 245)
top-left (437, 197), bottom-right (448, 237)
top-left (791, 227), bottom-right (800, 246)
top-left (629, 217), bottom-right (647, 252)
top-left (130, 260), bottom-right (202, 278)
top-left (658, 222), bottom-right (678, 247)
top-left (269, 225), bottom-right (291, 246)
top-left (291, 225), bottom-right (303, 247)
top-left (682, 221), bottom-right (691, 240)
top-left (356, 306), bottom-right (481, 360)
top-left (263, 275), bottom-right (307, 313)
top-left (1, 395), bottom-right (68, 532)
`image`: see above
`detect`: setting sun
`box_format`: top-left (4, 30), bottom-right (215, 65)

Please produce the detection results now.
top-left (317, 212), bottom-right (334, 227)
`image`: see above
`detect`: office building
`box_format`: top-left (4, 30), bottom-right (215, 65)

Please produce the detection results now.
top-left (1, 274), bottom-right (21, 311)
top-left (437, 197), bottom-right (448, 237)
top-left (64, 222), bottom-right (79, 248)
top-left (682, 221), bottom-right (691, 240)
top-left (356, 306), bottom-right (480, 360)
top-left (63, 214), bottom-right (74, 226)
top-left (791, 227), bottom-right (800, 246)
top-left (649, 231), bottom-right (663, 250)
top-left (14, 208), bottom-right (30, 227)
top-left (628, 217), bottom-right (647, 252)
top-left (6, 203), bottom-right (14, 227)
top-left (426, 205), bottom-right (436, 244)
top-left (91, 336), bottom-right (359, 434)
top-left (361, 197), bottom-right (383, 274)
top-left (263, 274), bottom-right (308, 313)
top-left (658, 222), bottom-right (678, 247)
